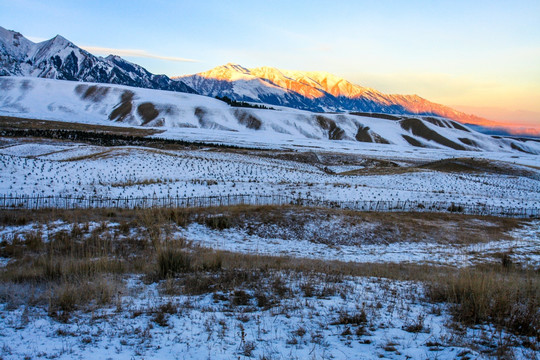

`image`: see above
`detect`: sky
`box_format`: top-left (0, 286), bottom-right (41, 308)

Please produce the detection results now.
top-left (1, 0), bottom-right (539, 128)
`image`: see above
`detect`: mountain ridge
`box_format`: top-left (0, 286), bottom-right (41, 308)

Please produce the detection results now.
top-left (175, 63), bottom-right (498, 128)
top-left (0, 26), bottom-right (196, 94)
top-left (0, 26), bottom-right (523, 135)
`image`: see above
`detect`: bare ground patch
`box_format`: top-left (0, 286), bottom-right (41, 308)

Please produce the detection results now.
top-left (0, 115), bottom-right (163, 136)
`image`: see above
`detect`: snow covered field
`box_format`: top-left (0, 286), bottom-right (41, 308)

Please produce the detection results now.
top-left (1, 140), bottom-right (539, 211)
top-left (3, 274), bottom-right (533, 360)
top-left (0, 212), bottom-right (538, 360)
top-left (178, 221), bottom-right (540, 268)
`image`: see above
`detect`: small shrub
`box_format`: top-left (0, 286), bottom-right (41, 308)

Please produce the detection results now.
top-left (50, 283), bottom-right (78, 313)
top-left (403, 314), bottom-right (425, 333)
top-left (231, 290), bottom-right (251, 306)
top-left (70, 224), bottom-right (83, 239)
top-left (158, 301), bottom-right (177, 315)
top-left (118, 221), bottom-right (131, 234)
top-left (157, 248), bottom-right (192, 278)
top-left (271, 277), bottom-right (289, 298)
top-left (300, 281), bottom-right (315, 297)
top-left (25, 231), bottom-right (43, 251)
top-left (293, 326), bottom-right (306, 337)
top-left (152, 311), bottom-right (168, 327)
top-left (182, 274), bottom-right (214, 295)
top-left (334, 310), bottom-right (367, 325)
top-left (204, 216), bottom-right (231, 230)
top-left (255, 292), bottom-right (271, 308)
top-left (500, 253), bottom-right (513, 269)
top-left (447, 203), bottom-right (463, 212)
top-left (201, 252), bottom-right (223, 272)
top-left (44, 258), bottom-right (63, 280)
top-left (240, 340), bottom-right (256, 357)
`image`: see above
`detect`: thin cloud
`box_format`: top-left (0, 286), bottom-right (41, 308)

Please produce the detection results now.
top-left (81, 46), bottom-right (199, 63)
top-left (26, 36), bottom-right (49, 43)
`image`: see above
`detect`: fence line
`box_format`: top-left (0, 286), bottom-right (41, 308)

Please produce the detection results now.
top-left (0, 194), bottom-right (538, 218)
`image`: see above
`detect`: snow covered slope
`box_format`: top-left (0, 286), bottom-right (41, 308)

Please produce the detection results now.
top-left (0, 26), bottom-right (195, 94)
top-left (1, 76), bottom-right (539, 155)
top-left (176, 63), bottom-right (496, 127)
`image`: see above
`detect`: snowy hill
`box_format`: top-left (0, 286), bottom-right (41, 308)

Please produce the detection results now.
top-left (176, 63), bottom-right (496, 127)
top-left (1, 76), bottom-right (539, 155)
top-left (0, 26), bottom-right (195, 94)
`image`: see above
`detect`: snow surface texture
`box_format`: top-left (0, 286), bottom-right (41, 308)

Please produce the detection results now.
top-left (1, 142), bottom-right (539, 211)
top-left (1, 273), bottom-right (536, 359)
top-left (177, 221), bottom-right (540, 268)
top-left (1, 77), bottom-right (540, 155)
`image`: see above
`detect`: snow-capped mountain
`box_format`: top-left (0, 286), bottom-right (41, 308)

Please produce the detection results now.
top-left (176, 64), bottom-right (493, 127)
top-left (0, 26), bottom-right (195, 94)
top-left (2, 76), bottom-right (539, 155)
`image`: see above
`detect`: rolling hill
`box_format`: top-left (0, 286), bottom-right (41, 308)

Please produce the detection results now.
top-left (1, 76), bottom-right (538, 155)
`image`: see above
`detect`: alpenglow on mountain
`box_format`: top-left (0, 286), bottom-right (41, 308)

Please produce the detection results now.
top-left (0, 25), bottom-right (497, 128)
top-left (0, 26), bottom-right (195, 94)
top-left (175, 63), bottom-right (493, 127)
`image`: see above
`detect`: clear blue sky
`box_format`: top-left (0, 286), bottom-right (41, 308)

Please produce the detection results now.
top-left (1, 0), bottom-right (539, 125)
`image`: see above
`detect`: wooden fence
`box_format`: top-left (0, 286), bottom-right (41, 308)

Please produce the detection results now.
top-left (0, 194), bottom-right (538, 218)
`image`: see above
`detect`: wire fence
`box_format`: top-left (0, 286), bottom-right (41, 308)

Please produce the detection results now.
top-left (0, 194), bottom-right (538, 218)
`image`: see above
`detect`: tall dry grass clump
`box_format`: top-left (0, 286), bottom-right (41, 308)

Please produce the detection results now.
top-left (427, 267), bottom-right (539, 338)
top-left (157, 247), bottom-right (192, 278)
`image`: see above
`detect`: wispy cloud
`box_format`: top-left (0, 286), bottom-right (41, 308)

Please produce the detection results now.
top-left (81, 46), bottom-right (199, 63)
top-left (26, 36), bottom-right (48, 43)
top-left (26, 35), bottom-right (199, 63)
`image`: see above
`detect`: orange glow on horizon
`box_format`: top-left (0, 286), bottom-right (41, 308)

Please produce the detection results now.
top-left (497, 125), bottom-right (540, 137)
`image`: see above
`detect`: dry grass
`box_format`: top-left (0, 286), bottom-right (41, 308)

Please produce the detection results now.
top-left (109, 90), bottom-right (134, 122)
top-left (137, 102), bottom-right (159, 124)
top-left (0, 206), bottom-right (526, 246)
top-left (427, 266), bottom-right (539, 338)
top-left (110, 178), bottom-right (174, 188)
top-left (400, 118), bottom-right (466, 150)
top-left (339, 166), bottom-right (421, 176)
top-left (0, 115), bottom-right (162, 136)
top-left (0, 206), bottom-right (537, 335)
top-left (420, 157), bottom-right (540, 180)
top-left (339, 156), bottom-right (540, 179)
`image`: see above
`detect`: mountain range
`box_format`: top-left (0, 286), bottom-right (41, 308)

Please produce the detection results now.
top-left (0, 25), bottom-right (519, 135)
top-left (0, 26), bottom-right (195, 94)
top-left (175, 64), bottom-right (496, 128)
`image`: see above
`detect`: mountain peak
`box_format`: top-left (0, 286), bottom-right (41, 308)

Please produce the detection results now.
top-left (0, 25), bottom-right (16, 38)
top-left (196, 63), bottom-right (253, 81)
top-left (48, 34), bottom-right (73, 47)
top-left (0, 26), bottom-right (35, 58)
top-left (219, 63), bottom-right (250, 73)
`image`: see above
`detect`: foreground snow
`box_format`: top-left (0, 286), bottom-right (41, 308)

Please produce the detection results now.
top-left (2, 274), bottom-right (535, 360)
